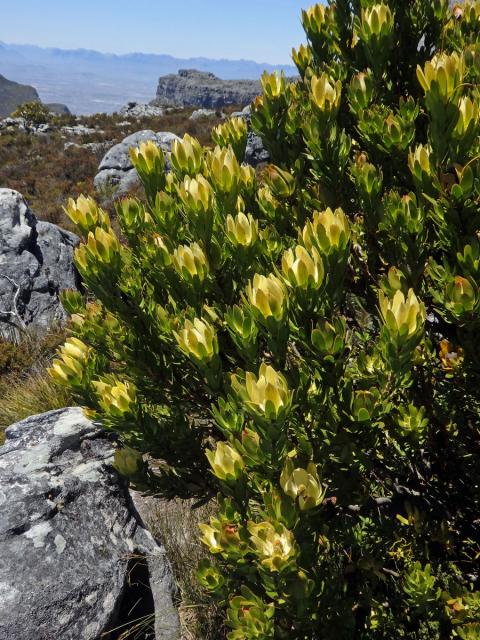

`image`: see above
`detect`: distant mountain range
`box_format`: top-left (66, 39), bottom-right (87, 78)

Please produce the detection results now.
top-left (0, 42), bottom-right (296, 114)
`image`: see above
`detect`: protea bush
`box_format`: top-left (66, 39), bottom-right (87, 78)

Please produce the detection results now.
top-left (51, 1), bottom-right (480, 637)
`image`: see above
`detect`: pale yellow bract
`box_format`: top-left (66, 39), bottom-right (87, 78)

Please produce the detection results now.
top-left (206, 441), bottom-right (245, 481)
top-left (174, 317), bottom-right (218, 364)
top-left (379, 289), bottom-right (426, 337)
top-left (310, 73), bottom-right (342, 115)
top-left (280, 459), bottom-right (324, 511)
top-left (231, 362), bottom-right (292, 422)
top-left (248, 521), bottom-right (297, 572)
top-left (172, 242), bottom-right (209, 282)
top-left (170, 133), bottom-right (204, 177)
top-left (226, 212), bottom-right (258, 248)
top-left (282, 244), bottom-right (324, 290)
top-left (246, 273), bottom-right (287, 322)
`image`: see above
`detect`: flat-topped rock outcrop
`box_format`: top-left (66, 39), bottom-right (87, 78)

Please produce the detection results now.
top-left (152, 69), bottom-right (262, 109)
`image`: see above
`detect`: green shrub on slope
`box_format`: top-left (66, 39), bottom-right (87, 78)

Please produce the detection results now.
top-left (51, 2), bottom-right (480, 637)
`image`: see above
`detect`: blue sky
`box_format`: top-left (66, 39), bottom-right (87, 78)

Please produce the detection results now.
top-left (0, 0), bottom-right (311, 64)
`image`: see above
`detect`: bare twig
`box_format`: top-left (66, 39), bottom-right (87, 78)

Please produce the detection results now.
top-left (0, 273), bottom-right (27, 334)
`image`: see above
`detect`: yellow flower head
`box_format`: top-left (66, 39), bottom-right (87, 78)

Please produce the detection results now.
top-left (207, 146), bottom-right (241, 194)
top-left (206, 441), bottom-right (245, 482)
top-left (302, 207), bottom-right (350, 254)
top-left (114, 447), bottom-right (143, 477)
top-left (379, 288), bottom-right (426, 338)
top-left (302, 3), bottom-right (327, 34)
top-left (173, 317), bottom-right (218, 364)
top-left (226, 212), bottom-right (258, 248)
top-left (417, 52), bottom-right (464, 102)
top-left (198, 523), bottom-right (223, 554)
top-left (248, 521), bottom-right (297, 572)
top-left (282, 244), bottom-right (324, 290)
top-left (170, 133), bottom-right (203, 177)
top-left (246, 273), bottom-right (287, 322)
top-left (311, 73), bottom-right (342, 116)
top-left (48, 337), bottom-right (89, 388)
top-left (360, 4), bottom-right (394, 39)
top-left (280, 460), bottom-right (325, 510)
top-left (211, 117), bottom-right (248, 160)
top-left (129, 139), bottom-right (165, 174)
top-left (92, 378), bottom-right (137, 418)
top-left (261, 70), bottom-right (286, 100)
top-left (231, 362), bottom-right (292, 422)
top-left (65, 195), bottom-right (110, 236)
top-left (177, 174), bottom-right (214, 218)
top-left (172, 242), bottom-right (209, 284)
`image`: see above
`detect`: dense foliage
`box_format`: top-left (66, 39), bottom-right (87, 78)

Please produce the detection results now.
top-left (51, 1), bottom-right (480, 637)
top-left (11, 101), bottom-right (52, 125)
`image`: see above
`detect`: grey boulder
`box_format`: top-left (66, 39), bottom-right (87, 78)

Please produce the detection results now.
top-left (245, 130), bottom-right (270, 167)
top-left (120, 102), bottom-right (165, 119)
top-left (0, 116), bottom-right (27, 132)
top-left (189, 108), bottom-right (224, 121)
top-left (94, 130), bottom-right (179, 196)
top-left (0, 188), bottom-right (80, 340)
top-left (61, 124), bottom-right (98, 136)
top-left (230, 105), bottom-right (252, 121)
top-left (0, 407), bottom-right (179, 640)
top-left (227, 106), bottom-right (270, 167)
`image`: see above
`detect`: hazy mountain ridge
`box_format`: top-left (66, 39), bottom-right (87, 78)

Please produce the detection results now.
top-left (0, 42), bottom-right (296, 114)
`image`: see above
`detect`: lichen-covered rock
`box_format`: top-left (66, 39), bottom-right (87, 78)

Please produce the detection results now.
top-left (61, 124), bottom-right (98, 136)
top-left (230, 105), bottom-right (252, 121)
top-left (0, 408), bottom-right (179, 640)
top-left (120, 102), bottom-right (165, 119)
top-left (189, 108), bottom-right (224, 121)
top-left (245, 130), bottom-right (270, 167)
top-left (0, 189), bottom-right (80, 340)
top-left (94, 130), bottom-right (179, 196)
top-left (226, 106), bottom-right (270, 167)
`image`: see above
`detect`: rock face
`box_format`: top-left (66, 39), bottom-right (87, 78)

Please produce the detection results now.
top-left (153, 69), bottom-right (261, 109)
top-left (0, 74), bottom-right (39, 117)
top-left (46, 103), bottom-right (71, 116)
top-left (0, 407), bottom-right (180, 640)
top-left (94, 130), bottom-right (179, 196)
top-left (0, 189), bottom-right (80, 339)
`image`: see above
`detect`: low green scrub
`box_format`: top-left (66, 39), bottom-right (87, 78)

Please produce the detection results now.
top-left (51, 1), bottom-right (480, 638)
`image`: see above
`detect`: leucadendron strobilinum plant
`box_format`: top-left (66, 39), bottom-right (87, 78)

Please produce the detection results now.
top-left (51, 1), bottom-right (480, 637)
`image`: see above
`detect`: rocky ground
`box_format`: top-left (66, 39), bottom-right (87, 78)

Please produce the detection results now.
top-left (0, 106), bottom-right (230, 231)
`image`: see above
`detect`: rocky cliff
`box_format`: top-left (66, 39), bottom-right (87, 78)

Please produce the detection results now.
top-left (0, 74), bottom-right (39, 117)
top-left (152, 69), bottom-right (262, 109)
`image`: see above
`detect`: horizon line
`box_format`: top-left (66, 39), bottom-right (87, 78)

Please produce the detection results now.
top-left (0, 39), bottom-right (296, 69)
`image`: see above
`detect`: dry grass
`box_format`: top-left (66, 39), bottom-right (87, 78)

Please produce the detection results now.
top-left (145, 497), bottom-right (226, 640)
top-left (0, 328), bottom-right (72, 440)
top-left (0, 370), bottom-right (72, 438)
